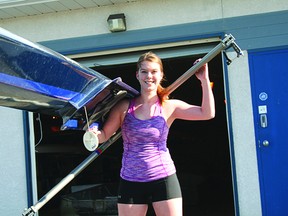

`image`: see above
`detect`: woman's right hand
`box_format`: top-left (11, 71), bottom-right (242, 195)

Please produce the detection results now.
top-left (193, 58), bottom-right (209, 82)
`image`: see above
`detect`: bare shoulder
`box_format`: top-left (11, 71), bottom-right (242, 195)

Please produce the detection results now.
top-left (162, 99), bottom-right (181, 119)
top-left (111, 98), bottom-right (130, 113)
top-left (108, 98), bottom-right (131, 123)
top-left (162, 98), bottom-right (188, 114)
top-left (161, 99), bottom-right (183, 125)
top-left (162, 99), bottom-right (198, 122)
top-left (115, 98), bottom-right (130, 108)
top-left (163, 99), bottom-right (185, 109)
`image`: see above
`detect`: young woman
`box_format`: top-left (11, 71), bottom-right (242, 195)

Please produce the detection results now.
top-left (93, 51), bottom-right (215, 216)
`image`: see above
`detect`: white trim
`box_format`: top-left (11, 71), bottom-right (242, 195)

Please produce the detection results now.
top-left (0, 0), bottom-right (58, 9)
top-left (67, 37), bottom-right (221, 59)
top-left (73, 37), bottom-right (220, 67)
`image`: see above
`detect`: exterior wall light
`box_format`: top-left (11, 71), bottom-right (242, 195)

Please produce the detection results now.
top-left (107, 13), bottom-right (126, 32)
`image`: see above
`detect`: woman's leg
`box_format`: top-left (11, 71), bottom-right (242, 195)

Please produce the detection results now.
top-left (151, 173), bottom-right (183, 216)
top-left (118, 203), bottom-right (148, 216)
top-left (152, 198), bottom-right (183, 216)
top-left (117, 178), bottom-right (149, 216)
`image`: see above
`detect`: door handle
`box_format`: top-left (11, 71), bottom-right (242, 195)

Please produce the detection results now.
top-left (260, 114), bottom-right (268, 128)
top-left (262, 140), bottom-right (269, 147)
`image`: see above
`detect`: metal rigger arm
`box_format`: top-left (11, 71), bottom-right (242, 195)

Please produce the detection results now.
top-left (22, 33), bottom-right (243, 216)
top-left (163, 34), bottom-right (243, 96)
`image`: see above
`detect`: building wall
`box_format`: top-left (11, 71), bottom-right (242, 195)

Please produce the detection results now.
top-left (0, 107), bottom-right (28, 215)
top-left (227, 51), bottom-right (261, 216)
top-left (0, 0), bottom-right (288, 215)
top-left (0, 0), bottom-right (287, 42)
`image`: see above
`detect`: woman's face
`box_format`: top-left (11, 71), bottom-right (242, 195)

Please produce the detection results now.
top-left (136, 60), bottom-right (163, 92)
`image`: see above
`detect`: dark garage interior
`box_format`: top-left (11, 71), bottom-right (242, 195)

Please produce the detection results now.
top-left (34, 52), bottom-right (235, 216)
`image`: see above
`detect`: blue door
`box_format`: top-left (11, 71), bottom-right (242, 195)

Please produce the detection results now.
top-left (249, 48), bottom-right (288, 216)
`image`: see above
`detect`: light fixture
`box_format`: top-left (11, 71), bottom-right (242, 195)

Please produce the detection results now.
top-left (107, 13), bottom-right (126, 33)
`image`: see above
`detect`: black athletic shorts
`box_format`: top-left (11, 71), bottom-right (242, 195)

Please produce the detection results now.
top-left (117, 173), bottom-right (182, 204)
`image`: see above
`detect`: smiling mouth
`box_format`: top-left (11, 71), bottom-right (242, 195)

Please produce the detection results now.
top-left (144, 80), bottom-right (155, 84)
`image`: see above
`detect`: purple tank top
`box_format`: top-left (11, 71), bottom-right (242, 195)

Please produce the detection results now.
top-left (120, 98), bottom-right (176, 182)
